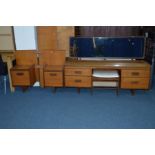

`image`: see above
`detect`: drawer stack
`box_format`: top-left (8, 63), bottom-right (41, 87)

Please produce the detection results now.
top-left (65, 67), bottom-right (92, 87)
top-left (121, 69), bottom-right (150, 89)
top-left (44, 65), bottom-right (63, 87)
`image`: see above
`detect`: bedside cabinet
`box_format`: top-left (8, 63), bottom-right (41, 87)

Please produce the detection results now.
top-left (10, 65), bottom-right (36, 91)
top-left (43, 65), bottom-right (64, 92)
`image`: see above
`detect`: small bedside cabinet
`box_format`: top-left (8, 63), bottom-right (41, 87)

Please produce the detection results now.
top-left (43, 65), bottom-right (64, 93)
top-left (10, 65), bottom-right (36, 91)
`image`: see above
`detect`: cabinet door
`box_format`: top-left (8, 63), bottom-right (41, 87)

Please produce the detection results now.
top-left (37, 26), bottom-right (57, 50)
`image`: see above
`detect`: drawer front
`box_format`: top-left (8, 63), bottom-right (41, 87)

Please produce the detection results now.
top-left (65, 76), bottom-right (91, 87)
top-left (121, 78), bottom-right (149, 89)
top-left (121, 69), bottom-right (150, 78)
top-left (65, 68), bottom-right (91, 76)
top-left (44, 72), bottom-right (63, 86)
top-left (11, 70), bottom-right (30, 86)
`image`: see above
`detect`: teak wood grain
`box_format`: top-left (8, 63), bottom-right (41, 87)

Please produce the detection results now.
top-left (65, 59), bottom-right (150, 69)
top-left (37, 26), bottom-right (57, 50)
top-left (121, 69), bottom-right (150, 77)
top-left (11, 65), bottom-right (36, 86)
top-left (37, 26), bottom-right (75, 56)
top-left (39, 50), bottom-right (66, 66)
top-left (14, 50), bottom-right (39, 81)
top-left (44, 71), bottom-right (63, 87)
top-left (121, 77), bottom-right (149, 89)
top-left (65, 59), bottom-right (151, 90)
top-left (39, 50), bottom-right (65, 87)
top-left (65, 76), bottom-right (92, 87)
top-left (65, 68), bottom-right (92, 76)
top-left (15, 50), bottom-right (38, 66)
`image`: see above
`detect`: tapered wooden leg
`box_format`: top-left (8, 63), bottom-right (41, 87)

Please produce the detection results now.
top-left (21, 86), bottom-right (28, 92)
top-left (77, 88), bottom-right (80, 94)
top-left (144, 89), bottom-right (148, 93)
top-left (116, 81), bottom-right (119, 96)
top-left (7, 57), bottom-right (15, 92)
top-left (130, 89), bottom-right (135, 96)
top-left (90, 88), bottom-right (93, 95)
top-left (52, 87), bottom-right (57, 93)
top-left (116, 88), bottom-right (119, 96)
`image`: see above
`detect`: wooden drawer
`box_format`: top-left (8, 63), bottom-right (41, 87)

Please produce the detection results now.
top-left (121, 78), bottom-right (149, 89)
top-left (44, 71), bottom-right (63, 87)
top-left (65, 68), bottom-right (92, 76)
top-left (11, 70), bottom-right (31, 86)
top-left (65, 76), bottom-right (91, 87)
top-left (121, 69), bottom-right (150, 78)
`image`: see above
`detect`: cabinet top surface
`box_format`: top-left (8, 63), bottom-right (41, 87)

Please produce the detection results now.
top-left (65, 60), bottom-right (150, 69)
top-left (44, 65), bottom-right (64, 71)
top-left (11, 65), bottom-right (34, 70)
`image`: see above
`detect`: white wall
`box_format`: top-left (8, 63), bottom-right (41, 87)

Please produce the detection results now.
top-left (13, 26), bottom-right (37, 50)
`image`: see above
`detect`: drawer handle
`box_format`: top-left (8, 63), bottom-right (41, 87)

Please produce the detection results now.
top-left (131, 81), bottom-right (139, 84)
top-left (16, 73), bottom-right (24, 76)
top-left (75, 79), bottom-right (82, 83)
top-left (75, 71), bottom-right (82, 74)
top-left (50, 73), bottom-right (57, 76)
top-left (131, 72), bottom-right (139, 76)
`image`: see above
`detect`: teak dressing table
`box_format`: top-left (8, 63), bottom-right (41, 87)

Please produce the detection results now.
top-left (64, 59), bottom-right (150, 94)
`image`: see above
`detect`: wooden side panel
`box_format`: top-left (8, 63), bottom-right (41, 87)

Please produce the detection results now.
top-left (37, 26), bottom-right (57, 50)
top-left (29, 67), bottom-right (36, 85)
top-left (57, 26), bottom-right (75, 56)
top-left (15, 50), bottom-right (37, 66)
top-left (37, 26), bottom-right (75, 56)
top-left (39, 50), bottom-right (65, 66)
top-left (39, 65), bottom-right (44, 87)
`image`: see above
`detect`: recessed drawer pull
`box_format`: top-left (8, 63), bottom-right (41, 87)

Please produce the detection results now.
top-left (75, 79), bottom-right (82, 83)
top-left (131, 72), bottom-right (139, 76)
top-left (50, 73), bottom-right (57, 76)
top-left (131, 81), bottom-right (139, 84)
top-left (74, 71), bottom-right (82, 74)
top-left (16, 73), bottom-right (24, 76)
